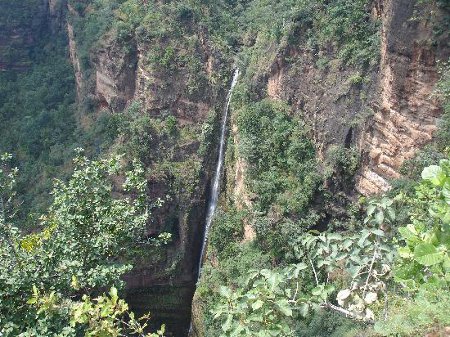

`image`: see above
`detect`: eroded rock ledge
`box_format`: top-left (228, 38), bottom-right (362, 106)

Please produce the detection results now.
top-left (355, 0), bottom-right (447, 195)
top-left (265, 0), bottom-right (448, 196)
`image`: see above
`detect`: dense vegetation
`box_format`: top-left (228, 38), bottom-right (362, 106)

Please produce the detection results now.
top-left (1, 0), bottom-right (448, 336)
top-left (207, 160), bottom-right (450, 336)
top-left (195, 59), bottom-right (450, 336)
top-left (0, 152), bottom-right (169, 336)
top-left (236, 99), bottom-right (319, 215)
top-left (0, 12), bottom-right (121, 226)
top-left (0, 38), bottom-right (78, 224)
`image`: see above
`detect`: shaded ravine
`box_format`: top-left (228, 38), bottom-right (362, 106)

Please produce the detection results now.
top-left (196, 68), bottom-right (240, 279)
top-left (126, 69), bottom-right (239, 337)
top-left (186, 69), bottom-right (239, 336)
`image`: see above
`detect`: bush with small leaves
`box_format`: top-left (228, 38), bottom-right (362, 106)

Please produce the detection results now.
top-left (0, 151), bottom-right (169, 336)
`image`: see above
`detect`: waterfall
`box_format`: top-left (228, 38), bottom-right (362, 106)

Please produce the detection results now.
top-left (197, 68), bottom-right (239, 280)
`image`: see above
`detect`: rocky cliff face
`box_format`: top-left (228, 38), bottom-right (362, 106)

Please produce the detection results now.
top-left (266, 47), bottom-right (378, 162)
top-left (63, 4), bottom-right (231, 335)
top-left (0, 0), bottom-right (70, 72)
top-left (4, 0), bottom-right (447, 335)
top-left (263, 0), bottom-right (448, 196)
top-left (92, 34), bottom-right (137, 112)
top-left (355, 0), bottom-right (449, 195)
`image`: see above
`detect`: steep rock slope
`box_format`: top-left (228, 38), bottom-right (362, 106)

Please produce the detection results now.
top-left (2, 1), bottom-right (231, 334)
top-left (356, 0), bottom-right (449, 194)
top-left (263, 0), bottom-right (449, 195)
top-left (64, 2), bottom-right (232, 334)
top-left (191, 1), bottom-right (449, 335)
top-left (2, 0), bottom-right (448, 335)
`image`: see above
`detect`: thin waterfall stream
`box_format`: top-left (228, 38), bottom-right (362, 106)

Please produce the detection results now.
top-left (187, 69), bottom-right (239, 337)
top-left (196, 68), bottom-right (240, 280)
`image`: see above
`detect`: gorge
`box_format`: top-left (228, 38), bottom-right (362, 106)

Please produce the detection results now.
top-left (0, 0), bottom-right (449, 336)
top-left (197, 68), bottom-right (239, 280)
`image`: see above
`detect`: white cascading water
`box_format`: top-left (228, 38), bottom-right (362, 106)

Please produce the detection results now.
top-left (188, 69), bottom-right (239, 336)
top-left (196, 68), bottom-right (239, 280)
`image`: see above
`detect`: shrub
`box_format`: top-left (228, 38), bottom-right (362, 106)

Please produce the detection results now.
top-left (237, 99), bottom-right (321, 217)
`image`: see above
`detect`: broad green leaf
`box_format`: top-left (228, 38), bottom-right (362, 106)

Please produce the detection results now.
top-left (293, 263), bottom-right (308, 277)
top-left (327, 233), bottom-right (342, 241)
top-left (371, 229), bottom-right (385, 237)
top-left (422, 165), bottom-right (445, 186)
top-left (267, 273), bottom-right (282, 292)
top-left (398, 226), bottom-right (417, 241)
top-left (414, 243), bottom-right (444, 266)
top-left (443, 256), bottom-right (450, 272)
top-left (252, 299), bottom-right (264, 310)
top-left (311, 286), bottom-right (323, 296)
top-left (219, 286), bottom-right (232, 299)
top-left (342, 238), bottom-right (353, 250)
top-left (337, 289), bottom-right (351, 306)
top-left (364, 292), bottom-right (377, 304)
top-left (367, 204), bottom-right (376, 217)
top-left (365, 308), bottom-right (375, 321)
top-left (248, 313), bottom-right (264, 323)
top-left (276, 299), bottom-right (292, 317)
top-left (358, 230), bottom-right (371, 247)
top-left (387, 207), bottom-right (396, 221)
top-left (298, 303), bottom-right (309, 317)
top-left (27, 296), bottom-right (37, 305)
top-left (374, 211), bottom-right (384, 225)
top-left (109, 287), bottom-right (118, 301)
top-left (443, 183), bottom-right (450, 202)
top-left (398, 246), bottom-right (413, 258)
top-left (222, 314), bottom-right (233, 332)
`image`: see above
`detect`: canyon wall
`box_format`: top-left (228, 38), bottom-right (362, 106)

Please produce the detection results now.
top-left (64, 4), bottom-right (232, 335)
top-left (355, 0), bottom-right (449, 195)
top-left (3, 0), bottom-right (448, 335)
top-left (264, 0), bottom-right (449, 196)
top-left (0, 0), bottom-right (230, 333)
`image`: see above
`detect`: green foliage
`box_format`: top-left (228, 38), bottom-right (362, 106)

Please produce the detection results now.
top-left (234, 99), bottom-right (324, 258)
top-left (296, 310), bottom-right (363, 337)
top-left (117, 103), bottom-right (162, 166)
top-left (0, 153), bottom-right (18, 218)
top-left (294, 226), bottom-right (394, 322)
top-left (69, 0), bottom-right (121, 71)
top-left (394, 158), bottom-right (450, 291)
top-left (165, 115), bottom-right (178, 136)
top-left (0, 152), bottom-right (169, 335)
top-left (198, 109), bottom-right (220, 157)
top-left (212, 158), bottom-right (450, 335)
top-left (399, 147), bottom-right (446, 180)
top-left (195, 243), bottom-right (271, 336)
top-left (0, 0), bottom-right (46, 67)
top-left (212, 263), bottom-right (332, 337)
top-left (211, 197), bottom-right (399, 335)
top-left (363, 197), bottom-right (396, 228)
top-left (22, 285), bottom-right (166, 337)
top-left (252, 211), bottom-right (321, 259)
top-left (374, 287), bottom-right (450, 336)
top-left (209, 208), bottom-right (246, 260)
top-left (307, 0), bottom-right (380, 67)
top-left (326, 145), bottom-right (360, 180)
top-left (237, 99), bottom-right (321, 216)
top-left (0, 37), bottom-right (78, 224)
top-left (236, 0), bottom-right (379, 82)
top-left (436, 59), bottom-right (450, 151)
